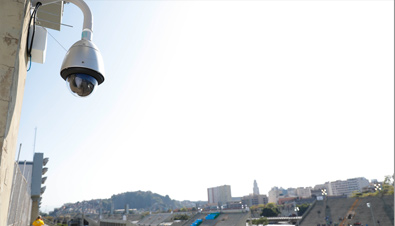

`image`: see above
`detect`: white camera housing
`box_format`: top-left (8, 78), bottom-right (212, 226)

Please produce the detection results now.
top-left (61, 39), bottom-right (105, 97)
top-left (32, 0), bottom-right (105, 97)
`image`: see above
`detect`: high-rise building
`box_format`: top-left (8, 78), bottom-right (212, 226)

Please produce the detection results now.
top-left (327, 180), bottom-right (348, 196)
top-left (207, 185), bottom-right (232, 205)
top-left (326, 177), bottom-right (369, 197)
top-left (268, 187), bottom-right (286, 204)
top-left (347, 177), bottom-right (369, 195)
top-left (253, 180), bottom-right (260, 195)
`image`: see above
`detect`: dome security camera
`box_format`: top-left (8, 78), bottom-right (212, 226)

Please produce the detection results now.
top-left (60, 39), bottom-right (105, 97)
top-left (32, 0), bottom-right (105, 97)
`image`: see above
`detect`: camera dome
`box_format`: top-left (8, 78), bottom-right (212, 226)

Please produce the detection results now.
top-left (60, 39), bottom-right (105, 97)
top-left (66, 73), bottom-right (98, 97)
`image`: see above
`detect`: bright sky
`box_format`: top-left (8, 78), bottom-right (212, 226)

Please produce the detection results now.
top-left (17, 0), bottom-right (394, 213)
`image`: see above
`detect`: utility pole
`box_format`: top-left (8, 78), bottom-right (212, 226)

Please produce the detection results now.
top-left (367, 203), bottom-right (377, 226)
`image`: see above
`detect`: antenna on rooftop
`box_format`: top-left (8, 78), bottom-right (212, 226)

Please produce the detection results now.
top-left (33, 127), bottom-right (37, 153)
top-left (16, 143), bottom-right (22, 163)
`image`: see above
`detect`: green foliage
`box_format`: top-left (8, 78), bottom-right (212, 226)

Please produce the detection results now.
top-left (252, 217), bottom-right (268, 225)
top-left (141, 212), bottom-right (150, 217)
top-left (249, 205), bottom-right (259, 211)
top-left (265, 203), bottom-right (276, 209)
top-left (351, 191), bottom-right (363, 197)
top-left (257, 204), bottom-right (265, 208)
top-left (260, 204), bottom-right (280, 217)
top-left (261, 207), bottom-right (279, 217)
top-left (173, 214), bottom-right (190, 220)
top-left (250, 204), bottom-right (265, 210)
top-left (381, 184), bottom-right (394, 195)
top-left (250, 203), bottom-right (281, 218)
top-left (296, 203), bottom-right (310, 216)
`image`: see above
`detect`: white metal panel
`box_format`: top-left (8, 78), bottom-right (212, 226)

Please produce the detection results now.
top-left (29, 25), bottom-right (48, 64)
top-left (36, 2), bottom-right (64, 31)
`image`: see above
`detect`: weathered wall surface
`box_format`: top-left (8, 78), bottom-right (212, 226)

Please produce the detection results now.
top-left (0, 0), bottom-right (30, 225)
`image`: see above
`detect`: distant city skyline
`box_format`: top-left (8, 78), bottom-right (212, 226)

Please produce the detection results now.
top-left (48, 175), bottom-right (384, 211)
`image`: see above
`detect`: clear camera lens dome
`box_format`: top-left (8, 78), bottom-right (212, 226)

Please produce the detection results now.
top-left (66, 73), bottom-right (98, 97)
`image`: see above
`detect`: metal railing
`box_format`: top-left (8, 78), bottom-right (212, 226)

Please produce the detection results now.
top-left (7, 162), bottom-right (32, 226)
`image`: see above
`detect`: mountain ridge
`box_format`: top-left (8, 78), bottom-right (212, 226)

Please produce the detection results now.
top-left (49, 190), bottom-right (205, 216)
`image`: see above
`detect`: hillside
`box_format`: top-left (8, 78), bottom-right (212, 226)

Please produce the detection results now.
top-left (112, 190), bottom-right (180, 210)
top-left (49, 190), bottom-right (195, 216)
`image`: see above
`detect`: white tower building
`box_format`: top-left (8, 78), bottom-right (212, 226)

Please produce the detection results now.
top-left (253, 180), bottom-right (260, 195)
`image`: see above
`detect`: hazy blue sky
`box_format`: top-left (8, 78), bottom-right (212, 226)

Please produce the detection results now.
top-left (17, 0), bottom-right (393, 213)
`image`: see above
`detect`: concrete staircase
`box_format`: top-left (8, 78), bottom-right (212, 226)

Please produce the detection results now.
top-left (299, 195), bottom-right (393, 226)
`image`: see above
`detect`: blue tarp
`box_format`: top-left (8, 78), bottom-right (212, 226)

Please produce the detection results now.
top-left (205, 212), bottom-right (220, 220)
top-left (190, 219), bottom-right (202, 226)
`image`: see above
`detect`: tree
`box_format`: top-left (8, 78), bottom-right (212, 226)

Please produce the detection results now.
top-left (296, 203), bottom-right (310, 216)
top-left (384, 175), bottom-right (394, 185)
top-left (174, 214), bottom-right (189, 220)
top-left (257, 204), bottom-right (265, 209)
top-left (261, 204), bottom-right (280, 217)
top-left (265, 203), bottom-right (276, 209)
top-left (250, 205), bottom-right (261, 217)
top-left (261, 208), bottom-right (278, 217)
top-left (381, 184), bottom-right (394, 196)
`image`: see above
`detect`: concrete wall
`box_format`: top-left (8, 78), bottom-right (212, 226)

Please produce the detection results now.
top-left (0, 0), bottom-right (30, 225)
top-left (31, 199), bottom-right (39, 224)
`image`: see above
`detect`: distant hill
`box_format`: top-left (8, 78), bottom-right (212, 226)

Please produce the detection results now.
top-left (49, 190), bottom-right (197, 216)
top-left (112, 190), bottom-right (181, 210)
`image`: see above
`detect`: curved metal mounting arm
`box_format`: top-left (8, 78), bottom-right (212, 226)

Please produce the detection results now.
top-left (31, 0), bottom-right (93, 40)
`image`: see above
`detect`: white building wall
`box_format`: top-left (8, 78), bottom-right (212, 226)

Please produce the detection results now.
top-left (296, 187), bottom-right (312, 198)
top-left (207, 185), bottom-right (232, 204)
top-left (347, 177), bottom-right (369, 195)
top-left (208, 188), bottom-right (214, 204)
top-left (268, 187), bottom-right (282, 204)
top-left (329, 180), bottom-right (349, 196)
top-left (326, 177), bottom-right (370, 197)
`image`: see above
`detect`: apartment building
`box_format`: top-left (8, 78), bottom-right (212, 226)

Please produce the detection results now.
top-left (241, 194), bottom-right (268, 206)
top-left (326, 177), bottom-right (369, 196)
top-left (207, 185), bottom-right (232, 205)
